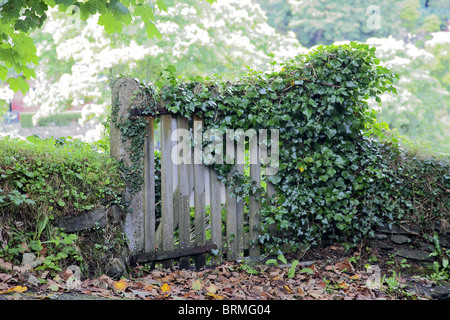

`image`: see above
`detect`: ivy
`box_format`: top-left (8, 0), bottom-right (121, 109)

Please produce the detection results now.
top-left (114, 43), bottom-right (449, 254)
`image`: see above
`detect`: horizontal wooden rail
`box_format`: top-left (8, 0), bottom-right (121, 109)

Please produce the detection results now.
top-left (130, 244), bottom-right (218, 266)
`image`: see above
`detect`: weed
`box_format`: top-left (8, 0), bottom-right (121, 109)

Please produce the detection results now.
top-left (265, 254), bottom-right (312, 278)
top-left (380, 271), bottom-right (418, 299)
top-left (0, 135), bottom-right (125, 274)
top-left (426, 233), bottom-right (450, 282)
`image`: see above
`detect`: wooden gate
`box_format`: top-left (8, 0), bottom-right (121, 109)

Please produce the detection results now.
top-left (129, 110), bottom-right (275, 269)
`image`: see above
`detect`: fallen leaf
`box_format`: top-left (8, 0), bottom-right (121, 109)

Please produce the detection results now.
top-left (191, 279), bottom-right (202, 291)
top-left (206, 284), bottom-right (217, 294)
top-left (14, 285), bottom-right (27, 293)
top-left (318, 280), bottom-right (327, 290)
top-left (48, 284), bottom-right (60, 292)
top-left (161, 275), bottom-right (175, 283)
top-left (12, 265), bottom-right (28, 273)
top-left (151, 270), bottom-right (164, 278)
top-left (20, 242), bottom-right (29, 252)
top-left (350, 274), bottom-right (360, 280)
top-left (284, 285), bottom-right (292, 293)
top-left (131, 289), bottom-right (153, 299)
top-left (308, 290), bottom-right (323, 299)
top-left (97, 274), bottom-right (114, 289)
top-left (0, 273), bottom-right (13, 282)
top-left (160, 282), bottom-right (171, 293)
top-left (338, 281), bottom-right (349, 290)
top-left (0, 285), bottom-right (28, 294)
top-left (113, 279), bottom-right (128, 292)
top-left (335, 259), bottom-right (354, 273)
top-left (206, 292), bottom-right (224, 300)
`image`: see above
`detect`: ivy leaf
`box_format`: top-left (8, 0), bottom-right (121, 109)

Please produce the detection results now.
top-left (277, 254), bottom-right (287, 264)
top-left (326, 167), bottom-right (336, 177)
top-left (300, 268), bottom-right (314, 275)
top-left (288, 260), bottom-right (299, 279)
top-left (302, 107), bottom-right (312, 120)
top-left (325, 128), bottom-right (337, 139)
top-left (268, 175), bottom-right (281, 184)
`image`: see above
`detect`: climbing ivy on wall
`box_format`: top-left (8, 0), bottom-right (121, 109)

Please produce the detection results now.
top-left (112, 42), bottom-right (449, 254)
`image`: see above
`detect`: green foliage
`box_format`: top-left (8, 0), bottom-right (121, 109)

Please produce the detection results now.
top-left (19, 112), bottom-right (82, 128)
top-left (117, 43), bottom-right (395, 248)
top-left (422, 14), bottom-right (442, 32)
top-left (427, 233), bottom-right (450, 281)
top-left (0, 134), bottom-right (127, 274)
top-left (113, 43), bottom-right (448, 255)
top-left (0, 0), bottom-right (178, 93)
top-left (0, 225), bottom-right (82, 273)
top-left (0, 134), bottom-right (124, 219)
top-left (366, 38), bottom-right (450, 149)
top-left (277, 0), bottom-right (406, 48)
top-left (262, 1), bottom-right (449, 149)
top-left (399, 0), bottom-right (421, 31)
top-left (265, 254), bottom-right (309, 278)
top-left (264, 0), bottom-right (448, 48)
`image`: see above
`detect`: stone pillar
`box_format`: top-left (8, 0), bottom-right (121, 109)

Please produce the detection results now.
top-left (110, 78), bottom-right (145, 254)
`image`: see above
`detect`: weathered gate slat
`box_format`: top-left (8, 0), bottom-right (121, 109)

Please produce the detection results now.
top-left (249, 134), bottom-right (261, 257)
top-left (193, 114), bottom-right (206, 268)
top-left (122, 98), bottom-right (270, 268)
top-left (209, 167), bottom-right (222, 263)
top-left (144, 116), bottom-right (156, 254)
top-left (235, 162), bottom-right (244, 259)
top-left (226, 169), bottom-right (237, 260)
top-left (161, 114), bottom-right (174, 269)
top-left (177, 115), bottom-right (191, 269)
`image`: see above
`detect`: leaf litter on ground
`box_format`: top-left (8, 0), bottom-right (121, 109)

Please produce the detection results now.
top-left (0, 248), bottom-right (433, 300)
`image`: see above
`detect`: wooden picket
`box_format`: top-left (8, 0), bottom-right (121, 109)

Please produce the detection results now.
top-left (131, 110), bottom-right (275, 270)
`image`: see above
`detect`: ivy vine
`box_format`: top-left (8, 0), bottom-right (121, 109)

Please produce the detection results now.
top-left (112, 43), bottom-right (449, 254)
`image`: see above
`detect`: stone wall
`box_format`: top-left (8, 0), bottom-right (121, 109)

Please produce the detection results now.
top-left (53, 205), bottom-right (129, 278)
top-left (371, 221), bottom-right (450, 264)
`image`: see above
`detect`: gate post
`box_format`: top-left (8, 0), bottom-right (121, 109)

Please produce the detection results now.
top-left (110, 77), bottom-right (147, 254)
